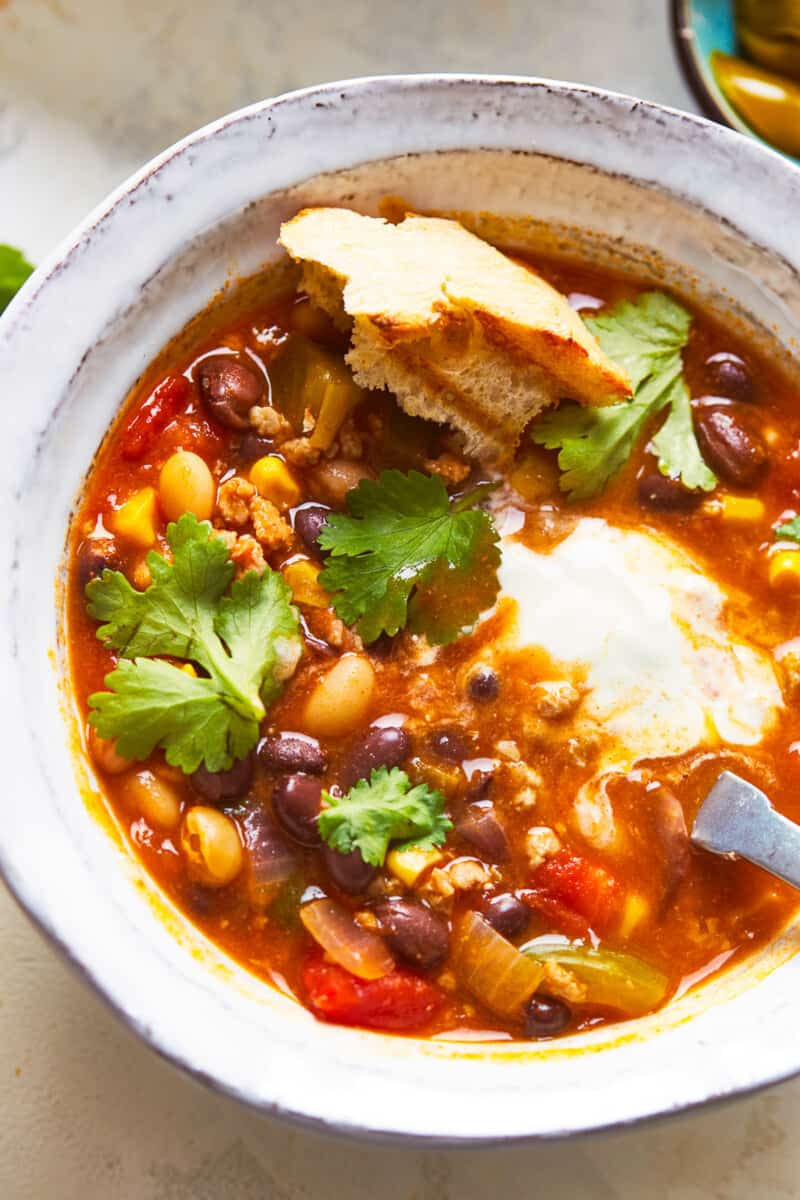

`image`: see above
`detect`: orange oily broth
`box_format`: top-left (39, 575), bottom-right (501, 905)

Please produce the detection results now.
top-left (66, 254), bottom-right (800, 1039)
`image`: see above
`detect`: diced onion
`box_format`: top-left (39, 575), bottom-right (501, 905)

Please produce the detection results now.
top-left (242, 810), bottom-right (297, 908)
top-left (300, 898), bottom-right (394, 981)
top-left (521, 939), bottom-right (668, 1016)
top-left (453, 911), bottom-right (544, 1017)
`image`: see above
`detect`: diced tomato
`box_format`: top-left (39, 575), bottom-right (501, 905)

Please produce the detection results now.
top-left (528, 850), bottom-right (619, 934)
top-left (121, 374), bottom-right (191, 461)
top-left (523, 892), bottom-right (591, 939)
top-left (302, 957), bottom-right (444, 1032)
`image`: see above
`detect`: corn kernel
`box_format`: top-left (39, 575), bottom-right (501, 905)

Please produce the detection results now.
top-left (386, 846), bottom-right (444, 887)
top-left (770, 549), bottom-right (800, 590)
top-left (111, 487), bottom-right (158, 548)
top-left (249, 456), bottom-right (302, 510)
top-left (282, 559), bottom-right (330, 608)
top-left (180, 662), bottom-right (198, 677)
top-left (618, 893), bottom-right (650, 938)
top-left (702, 494), bottom-right (765, 523)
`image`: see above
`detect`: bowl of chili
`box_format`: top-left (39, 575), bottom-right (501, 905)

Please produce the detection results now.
top-left (2, 75), bottom-right (800, 1142)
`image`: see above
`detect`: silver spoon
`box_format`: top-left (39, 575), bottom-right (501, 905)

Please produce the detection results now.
top-left (691, 770), bottom-right (800, 890)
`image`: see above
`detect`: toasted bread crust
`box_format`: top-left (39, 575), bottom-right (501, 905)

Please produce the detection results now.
top-left (279, 207), bottom-right (631, 462)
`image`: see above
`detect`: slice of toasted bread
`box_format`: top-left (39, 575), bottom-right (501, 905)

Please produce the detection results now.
top-left (279, 207), bottom-right (631, 463)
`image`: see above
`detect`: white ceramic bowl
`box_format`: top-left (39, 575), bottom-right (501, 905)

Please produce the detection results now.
top-left (2, 75), bottom-right (800, 1144)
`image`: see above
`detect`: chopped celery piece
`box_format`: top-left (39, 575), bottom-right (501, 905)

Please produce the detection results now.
top-left (521, 939), bottom-right (668, 1017)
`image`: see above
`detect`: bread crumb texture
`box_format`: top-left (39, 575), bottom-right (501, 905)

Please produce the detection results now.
top-left (279, 207), bottom-right (631, 463)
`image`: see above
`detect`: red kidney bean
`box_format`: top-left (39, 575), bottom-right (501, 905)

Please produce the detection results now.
top-left (371, 898), bottom-right (449, 972)
top-left (197, 355), bottom-right (264, 431)
top-left (292, 503), bottom-right (331, 553)
top-left (456, 805), bottom-right (510, 863)
top-left (480, 892), bottom-right (530, 938)
top-left (525, 994), bottom-right (572, 1038)
top-left (637, 472), bottom-right (701, 511)
top-left (272, 774), bottom-right (323, 846)
top-left (321, 846), bottom-right (377, 894)
top-left (427, 727), bottom-right (469, 763)
top-left (259, 732), bottom-right (328, 775)
top-left (467, 667), bottom-right (500, 702)
top-left (694, 407), bottom-right (768, 486)
top-left (191, 753), bottom-right (254, 803)
top-left (705, 351), bottom-right (753, 403)
top-left (340, 727), bottom-right (411, 789)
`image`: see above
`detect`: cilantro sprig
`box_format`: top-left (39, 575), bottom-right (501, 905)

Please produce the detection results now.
top-left (776, 517), bottom-right (800, 543)
top-left (318, 766), bottom-right (452, 867)
top-left (0, 244), bottom-right (34, 314)
top-left (532, 292), bottom-right (717, 501)
top-left (318, 470), bottom-right (500, 644)
top-left (87, 514), bottom-right (302, 773)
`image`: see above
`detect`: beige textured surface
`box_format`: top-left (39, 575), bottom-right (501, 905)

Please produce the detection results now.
top-left (2, 1), bottom-right (798, 1196)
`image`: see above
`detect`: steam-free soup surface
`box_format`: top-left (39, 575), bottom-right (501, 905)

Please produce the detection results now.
top-left (67, 248), bottom-right (800, 1041)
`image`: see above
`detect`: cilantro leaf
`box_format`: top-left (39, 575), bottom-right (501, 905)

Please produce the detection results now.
top-left (532, 292), bottom-right (716, 500)
top-left (776, 517), bottom-right (800, 543)
top-left (86, 514), bottom-right (302, 772)
top-left (87, 515), bottom-right (234, 665)
top-left (0, 244), bottom-right (34, 314)
top-left (650, 381), bottom-right (716, 492)
top-left (89, 658), bottom-right (258, 772)
top-left (318, 470), bottom-right (500, 644)
top-left (318, 766), bottom-right (452, 867)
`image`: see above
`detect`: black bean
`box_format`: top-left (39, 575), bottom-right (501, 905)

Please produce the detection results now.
top-left (258, 732), bottom-right (327, 775)
top-left (77, 540), bottom-right (119, 591)
top-left (465, 771), bottom-right (494, 802)
top-left (197, 354), bottom-right (264, 431)
top-left (321, 846), bottom-right (377, 894)
top-left (467, 667), bottom-right (500, 702)
top-left (525, 994), bottom-right (572, 1038)
top-left (191, 753), bottom-right (254, 803)
top-left (480, 892), bottom-right (529, 938)
top-left (427, 727), bottom-right (469, 763)
top-left (694, 406), bottom-right (768, 487)
top-left (272, 774), bottom-right (323, 846)
top-left (186, 885), bottom-right (221, 917)
top-left (705, 352), bottom-right (753, 403)
top-left (366, 634), bottom-right (397, 660)
top-left (371, 898), bottom-right (449, 972)
top-left (340, 726), bottom-right (411, 789)
top-left (637, 472), bottom-right (701, 512)
top-left (456, 805), bottom-right (510, 863)
top-left (238, 432), bottom-right (274, 462)
top-left (292, 503), bottom-right (331, 553)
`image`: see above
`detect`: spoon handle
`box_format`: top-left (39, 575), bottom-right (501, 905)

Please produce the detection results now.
top-left (691, 770), bottom-right (800, 890)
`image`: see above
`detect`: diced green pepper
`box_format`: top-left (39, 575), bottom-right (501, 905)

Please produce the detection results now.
top-left (521, 940), bottom-right (668, 1016)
